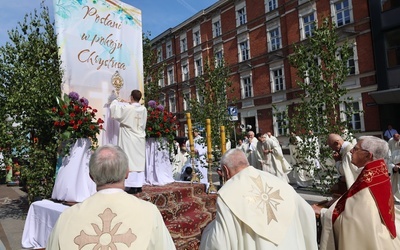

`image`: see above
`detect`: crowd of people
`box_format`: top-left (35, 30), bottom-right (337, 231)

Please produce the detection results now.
top-left (47, 89), bottom-right (400, 249)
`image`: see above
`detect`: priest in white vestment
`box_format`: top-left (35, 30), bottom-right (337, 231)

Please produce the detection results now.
top-left (200, 149), bottom-right (318, 250)
top-left (246, 131), bottom-right (260, 170)
top-left (263, 133), bottom-right (290, 183)
top-left (387, 134), bottom-right (400, 202)
top-left (110, 90), bottom-right (147, 194)
top-left (315, 136), bottom-right (400, 249)
top-left (290, 132), bottom-right (313, 188)
top-left (47, 144), bottom-right (176, 250)
top-left (327, 133), bottom-right (360, 192)
top-left (183, 129), bottom-right (208, 184)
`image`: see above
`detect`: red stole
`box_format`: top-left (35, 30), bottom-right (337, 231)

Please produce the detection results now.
top-left (332, 159), bottom-right (396, 238)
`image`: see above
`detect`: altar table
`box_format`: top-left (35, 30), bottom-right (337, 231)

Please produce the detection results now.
top-left (21, 200), bottom-right (68, 249)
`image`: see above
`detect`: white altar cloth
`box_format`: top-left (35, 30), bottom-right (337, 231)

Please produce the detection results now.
top-left (51, 138), bottom-right (96, 202)
top-left (144, 138), bottom-right (174, 186)
top-left (22, 199), bottom-right (68, 249)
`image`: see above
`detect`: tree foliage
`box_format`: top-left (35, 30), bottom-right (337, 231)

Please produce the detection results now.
top-left (287, 18), bottom-right (356, 193)
top-left (188, 59), bottom-right (234, 162)
top-left (0, 3), bottom-right (62, 202)
top-left (142, 32), bottom-right (162, 103)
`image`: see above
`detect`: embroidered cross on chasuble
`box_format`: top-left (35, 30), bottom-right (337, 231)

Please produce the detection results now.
top-left (74, 208), bottom-right (137, 249)
top-left (332, 159), bottom-right (397, 238)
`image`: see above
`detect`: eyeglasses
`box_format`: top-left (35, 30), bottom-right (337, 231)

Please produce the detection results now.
top-left (352, 146), bottom-right (369, 153)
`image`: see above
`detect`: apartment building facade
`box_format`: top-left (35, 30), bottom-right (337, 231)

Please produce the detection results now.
top-left (150, 0), bottom-right (386, 141)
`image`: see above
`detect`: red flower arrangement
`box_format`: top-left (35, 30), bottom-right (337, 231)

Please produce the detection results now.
top-left (146, 100), bottom-right (178, 145)
top-left (50, 91), bottom-right (104, 154)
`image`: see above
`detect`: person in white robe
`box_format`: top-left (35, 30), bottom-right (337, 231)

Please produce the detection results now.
top-left (200, 149), bottom-right (318, 250)
top-left (256, 133), bottom-right (270, 171)
top-left (246, 131), bottom-right (259, 169)
top-left (110, 90), bottom-right (147, 194)
top-left (263, 133), bottom-right (290, 183)
top-left (387, 134), bottom-right (400, 202)
top-left (236, 138), bottom-right (247, 153)
top-left (172, 143), bottom-right (189, 181)
top-left (327, 133), bottom-right (360, 193)
top-left (47, 144), bottom-right (176, 250)
top-left (314, 136), bottom-right (400, 250)
top-left (182, 129), bottom-right (208, 184)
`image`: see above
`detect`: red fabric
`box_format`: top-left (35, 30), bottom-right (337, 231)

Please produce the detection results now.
top-left (135, 182), bottom-right (217, 250)
top-left (332, 159), bottom-right (396, 238)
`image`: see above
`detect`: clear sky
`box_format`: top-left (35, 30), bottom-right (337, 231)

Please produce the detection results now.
top-left (0, 0), bottom-right (218, 46)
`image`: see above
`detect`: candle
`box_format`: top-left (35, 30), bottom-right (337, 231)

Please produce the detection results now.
top-left (186, 113), bottom-right (195, 153)
top-left (221, 126), bottom-right (226, 154)
top-left (206, 119), bottom-right (212, 162)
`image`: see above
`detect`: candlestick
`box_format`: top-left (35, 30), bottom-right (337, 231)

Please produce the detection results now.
top-left (206, 119), bottom-right (217, 194)
top-left (186, 113), bottom-right (199, 183)
top-left (220, 126), bottom-right (226, 155)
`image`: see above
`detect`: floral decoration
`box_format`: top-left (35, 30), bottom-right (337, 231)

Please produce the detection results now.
top-left (146, 100), bottom-right (179, 147)
top-left (50, 91), bottom-right (104, 155)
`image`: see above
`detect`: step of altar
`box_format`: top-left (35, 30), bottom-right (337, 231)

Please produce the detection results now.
top-left (135, 182), bottom-right (217, 250)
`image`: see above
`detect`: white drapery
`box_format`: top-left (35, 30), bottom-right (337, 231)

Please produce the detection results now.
top-left (144, 138), bottom-right (174, 185)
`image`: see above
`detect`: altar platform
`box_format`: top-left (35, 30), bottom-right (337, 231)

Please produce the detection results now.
top-left (22, 182), bottom-right (217, 250)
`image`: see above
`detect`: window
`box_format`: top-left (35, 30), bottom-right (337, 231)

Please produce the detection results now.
top-left (213, 20), bottom-right (221, 38)
top-left (302, 13), bottom-right (315, 38)
top-left (239, 40), bottom-right (250, 61)
top-left (167, 66), bottom-right (174, 85)
top-left (274, 111), bottom-right (287, 136)
top-left (333, 0), bottom-right (352, 27)
top-left (215, 50), bottom-right (223, 66)
top-left (183, 91), bottom-right (191, 111)
top-left (271, 67), bottom-right (285, 92)
top-left (196, 88), bottom-right (204, 104)
top-left (158, 75), bottom-right (164, 87)
top-left (337, 44), bottom-right (358, 75)
top-left (180, 36), bottom-right (187, 53)
top-left (159, 94), bottom-right (166, 108)
top-left (268, 27), bottom-right (281, 51)
top-left (266, 0), bottom-right (278, 12)
top-left (169, 93), bottom-right (176, 113)
top-left (346, 102), bottom-right (361, 130)
top-left (182, 64), bottom-right (189, 81)
top-left (166, 42), bottom-right (172, 58)
top-left (242, 76), bottom-right (253, 98)
top-left (193, 29), bottom-right (201, 46)
top-left (237, 7), bottom-right (247, 26)
top-left (195, 58), bottom-right (202, 77)
top-left (386, 28), bottom-right (400, 68)
top-left (157, 46), bottom-right (163, 63)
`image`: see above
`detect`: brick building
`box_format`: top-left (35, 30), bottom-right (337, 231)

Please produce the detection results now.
top-left (149, 0), bottom-right (398, 142)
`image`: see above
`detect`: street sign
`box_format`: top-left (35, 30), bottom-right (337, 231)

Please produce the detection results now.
top-left (228, 106), bottom-right (238, 121)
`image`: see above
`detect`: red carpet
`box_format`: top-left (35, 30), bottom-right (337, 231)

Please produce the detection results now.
top-left (135, 182), bottom-right (217, 249)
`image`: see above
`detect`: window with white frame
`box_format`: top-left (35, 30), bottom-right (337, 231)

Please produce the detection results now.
top-left (166, 42), bottom-right (172, 58)
top-left (212, 17), bottom-right (221, 38)
top-left (196, 88), bottom-right (204, 104)
top-left (332, 0), bottom-right (352, 27)
top-left (265, 0), bottom-right (278, 12)
top-left (167, 66), bottom-right (174, 85)
top-left (239, 40), bottom-right (250, 61)
top-left (183, 90), bottom-right (191, 111)
top-left (169, 92), bottom-right (176, 113)
top-left (341, 97), bottom-right (363, 131)
top-left (193, 27), bottom-right (201, 47)
top-left (180, 35), bottom-right (187, 53)
top-left (337, 42), bottom-right (358, 75)
top-left (268, 26), bottom-right (281, 51)
top-left (237, 7), bottom-right (247, 26)
top-left (274, 110), bottom-right (287, 136)
top-left (158, 75), bottom-right (164, 87)
top-left (270, 65), bottom-right (285, 92)
top-left (302, 12), bottom-right (316, 39)
top-left (195, 57), bottom-right (202, 77)
top-left (215, 50), bottom-right (223, 66)
top-left (182, 63), bottom-right (189, 81)
top-left (241, 75), bottom-right (253, 99)
top-left (157, 46), bottom-right (163, 63)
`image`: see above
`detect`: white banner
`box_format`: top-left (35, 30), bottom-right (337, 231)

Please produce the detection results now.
top-left (53, 0), bottom-right (143, 138)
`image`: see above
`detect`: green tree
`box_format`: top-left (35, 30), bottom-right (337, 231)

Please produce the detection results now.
top-left (142, 32), bottom-right (162, 104)
top-left (188, 58), bottom-right (234, 162)
top-left (287, 18), bottom-right (356, 193)
top-left (0, 3), bottom-right (62, 202)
